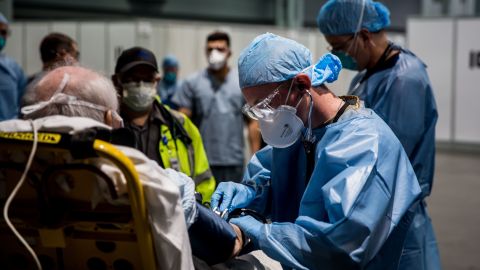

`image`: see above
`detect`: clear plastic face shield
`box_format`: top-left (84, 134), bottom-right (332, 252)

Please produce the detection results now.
top-left (21, 73), bottom-right (124, 129)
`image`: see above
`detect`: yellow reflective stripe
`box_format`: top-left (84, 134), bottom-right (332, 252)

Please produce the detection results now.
top-left (0, 132), bottom-right (61, 144)
top-left (195, 177), bottom-right (216, 204)
top-left (158, 125), bottom-right (192, 176)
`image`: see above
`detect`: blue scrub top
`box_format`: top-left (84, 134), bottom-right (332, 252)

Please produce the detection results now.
top-left (0, 54), bottom-right (27, 121)
top-left (242, 106), bottom-right (440, 270)
top-left (172, 68), bottom-right (245, 166)
top-left (349, 49), bottom-right (438, 198)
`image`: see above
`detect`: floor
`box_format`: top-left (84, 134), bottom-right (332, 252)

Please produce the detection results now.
top-left (427, 150), bottom-right (480, 270)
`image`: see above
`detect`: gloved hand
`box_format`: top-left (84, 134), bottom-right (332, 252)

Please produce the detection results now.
top-left (229, 215), bottom-right (263, 246)
top-left (210, 182), bottom-right (256, 213)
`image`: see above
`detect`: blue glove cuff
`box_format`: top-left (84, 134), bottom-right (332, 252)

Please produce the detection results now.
top-left (230, 215), bottom-right (263, 246)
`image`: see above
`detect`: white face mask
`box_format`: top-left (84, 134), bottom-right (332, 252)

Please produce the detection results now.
top-left (258, 105), bottom-right (304, 148)
top-left (208, 49), bottom-right (227, 70)
top-left (122, 81), bottom-right (156, 112)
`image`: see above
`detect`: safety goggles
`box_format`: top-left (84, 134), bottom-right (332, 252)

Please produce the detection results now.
top-left (242, 85), bottom-right (282, 120)
top-left (242, 81), bottom-right (303, 120)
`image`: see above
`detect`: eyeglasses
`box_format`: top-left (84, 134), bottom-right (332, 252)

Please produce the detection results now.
top-left (326, 35), bottom-right (355, 52)
top-left (242, 84), bottom-right (284, 120)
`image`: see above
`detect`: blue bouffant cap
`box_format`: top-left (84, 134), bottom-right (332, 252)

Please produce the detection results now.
top-left (317, 0), bottom-right (390, 36)
top-left (162, 54), bottom-right (179, 68)
top-left (238, 33), bottom-right (342, 89)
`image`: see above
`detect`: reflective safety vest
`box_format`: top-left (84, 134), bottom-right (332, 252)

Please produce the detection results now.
top-left (155, 98), bottom-right (216, 203)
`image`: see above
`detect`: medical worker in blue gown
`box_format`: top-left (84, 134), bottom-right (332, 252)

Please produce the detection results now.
top-left (317, 1), bottom-right (440, 269)
top-left (0, 13), bottom-right (27, 121)
top-left (210, 32), bottom-right (427, 270)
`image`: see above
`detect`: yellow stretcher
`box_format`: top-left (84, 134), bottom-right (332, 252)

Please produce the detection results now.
top-left (0, 129), bottom-right (157, 270)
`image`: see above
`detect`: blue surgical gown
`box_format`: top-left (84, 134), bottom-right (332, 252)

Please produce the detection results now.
top-left (349, 49), bottom-right (438, 198)
top-left (241, 106), bottom-right (438, 270)
top-left (0, 53), bottom-right (27, 121)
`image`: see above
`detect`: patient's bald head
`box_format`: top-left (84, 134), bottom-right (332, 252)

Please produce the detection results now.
top-left (22, 66), bottom-right (120, 126)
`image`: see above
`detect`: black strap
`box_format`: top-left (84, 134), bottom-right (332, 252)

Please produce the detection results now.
top-left (303, 96), bottom-right (360, 185)
top-left (360, 42), bottom-right (399, 84)
top-left (157, 102), bottom-right (192, 146)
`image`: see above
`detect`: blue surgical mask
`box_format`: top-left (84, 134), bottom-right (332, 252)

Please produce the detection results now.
top-left (0, 36), bottom-right (6, 52)
top-left (332, 51), bottom-right (358, 71)
top-left (163, 72), bottom-right (176, 85)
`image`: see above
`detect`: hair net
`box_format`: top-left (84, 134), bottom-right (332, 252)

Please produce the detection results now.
top-left (317, 0), bottom-right (390, 36)
top-left (0, 12), bottom-right (8, 25)
top-left (162, 54), bottom-right (179, 68)
top-left (238, 33), bottom-right (342, 89)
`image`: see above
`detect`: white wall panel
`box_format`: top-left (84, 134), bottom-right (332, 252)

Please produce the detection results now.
top-left (51, 22), bottom-right (78, 41)
top-left (454, 19), bottom-right (480, 143)
top-left (165, 23), bottom-right (203, 78)
top-left (3, 23), bottom-right (24, 69)
top-left (79, 22), bottom-right (107, 74)
top-left (24, 23), bottom-right (49, 76)
top-left (107, 22), bottom-right (136, 75)
top-left (407, 18), bottom-right (454, 142)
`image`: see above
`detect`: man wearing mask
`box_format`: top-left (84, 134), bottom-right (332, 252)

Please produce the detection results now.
top-left (0, 12), bottom-right (27, 121)
top-left (173, 31), bottom-right (261, 184)
top-left (157, 54), bottom-right (180, 110)
top-left (317, 1), bottom-right (440, 269)
top-left (211, 33), bottom-right (425, 270)
top-left (112, 47), bottom-right (216, 203)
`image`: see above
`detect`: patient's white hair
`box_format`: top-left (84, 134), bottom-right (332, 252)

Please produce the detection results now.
top-left (22, 66), bottom-right (118, 123)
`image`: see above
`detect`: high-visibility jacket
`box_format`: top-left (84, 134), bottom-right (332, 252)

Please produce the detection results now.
top-left (155, 98), bottom-right (216, 203)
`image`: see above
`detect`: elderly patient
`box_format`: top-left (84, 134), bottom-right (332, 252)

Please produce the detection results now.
top-left (1, 66), bottom-right (244, 268)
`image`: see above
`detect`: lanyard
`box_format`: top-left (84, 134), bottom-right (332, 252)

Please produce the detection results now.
top-left (304, 96), bottom-right (360, 185)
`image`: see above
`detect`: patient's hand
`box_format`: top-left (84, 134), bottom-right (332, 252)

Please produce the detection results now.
top-left (230, 223), bottom-right (244, 257)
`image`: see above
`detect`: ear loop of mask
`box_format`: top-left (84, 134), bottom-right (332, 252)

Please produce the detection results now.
top-left (284, 78), bottom-right (305, 109)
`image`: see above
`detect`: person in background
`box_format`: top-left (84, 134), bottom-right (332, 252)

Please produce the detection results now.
top-left (0, 12), bottom-right (27, 121)
top-left (211, 33), bottom-right (424, 270)
top-left (157, 54), bottom-right (181, 110)
top-left (173, 31), bottom-right (261, 184)
top-left (112, 47), bottom-right (216, 203)
top-left (27, 32), bottom-right (79, 84)
top-left (317, 1), bottom-right (440, 269)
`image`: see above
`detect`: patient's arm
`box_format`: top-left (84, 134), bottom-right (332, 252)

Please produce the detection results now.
top-left (188, 203), bottom-right (242, 265)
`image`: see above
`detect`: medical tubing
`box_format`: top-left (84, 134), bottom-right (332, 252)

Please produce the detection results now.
top-left (2, 120), bottom-right (43, 270)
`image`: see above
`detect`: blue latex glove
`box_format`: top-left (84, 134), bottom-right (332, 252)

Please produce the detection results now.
top-left (210, 182), bottom-right (256, 213)
top-left (229, 215), bottom-right (263, 246)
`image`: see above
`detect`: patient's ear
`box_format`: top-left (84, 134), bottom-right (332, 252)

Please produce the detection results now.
top-left (104, 110), bottom-right (113, 127)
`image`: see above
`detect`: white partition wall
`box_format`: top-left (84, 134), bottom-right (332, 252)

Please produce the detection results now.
top-left (51, 22), bottom-right (78, 41)
top-left (3, 23), bottom-right (24, 69)
top-left (25, 23), bottom-right (50, 75)
top-left (79, 23), bottom-right (107, 74)
top-left (107, 23), bottom-right (136, 75)
top-left (407, 19), bottom-right (455, 142)
top-left (454, 19), bottom-right (480, 143)
top-left (408, 17), bottom-right (480, 145)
